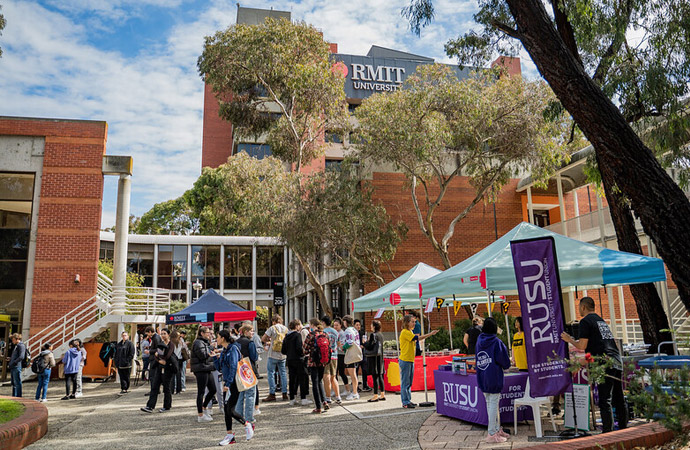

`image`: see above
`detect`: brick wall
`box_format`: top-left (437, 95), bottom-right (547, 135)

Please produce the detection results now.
top-left (201, 84), bottom-right (234, 168)
top-left (0, 117), bottom-right (106, 336)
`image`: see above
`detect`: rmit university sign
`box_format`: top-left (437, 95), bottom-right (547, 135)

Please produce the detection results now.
top-left (350, 64), bottom-right (405, 92)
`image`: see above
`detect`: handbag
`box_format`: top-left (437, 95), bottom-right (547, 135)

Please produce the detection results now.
top-left (344, 342), bottom-right (363, 365)
top-left (235, 357), bottom-right (258, 392)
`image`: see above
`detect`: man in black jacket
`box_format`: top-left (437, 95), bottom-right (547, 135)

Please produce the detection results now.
top-left (282, 319), bottom-right (309, 405)
top-left (114, 331), bottom-right (136, 394)
top-left (8, 333), bottom-right (26, 397)
top-left (144, 326), bottom-right (162, 396)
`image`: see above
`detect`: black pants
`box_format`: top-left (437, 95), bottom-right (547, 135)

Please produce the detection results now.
top-left (173, 361), bottom-right (183, 394)
top-left (146, 366), bottom-right (173, 410)
top-left (598, 368), bottom-right (628, 433)
top-left (287, 360), bottom-right (308, 400)
top-left (337, 354), bottom-right (348, 385)
top-left (360, 361), bottom-right (369, 388)
top-left (195, 371), bottom-right (217, 413)
top-left (369, 360), bottom-right (384, 394)
top-left (65, 373), bottom-right (77, 396)
top-left (149, 362), bottom-right (160, 392)
top-left (118, 367), bottom-right (132, 391)
top-left (224, 382), bottom-right (246, 431)
top-left (310, 366), bottom-right (326, 408)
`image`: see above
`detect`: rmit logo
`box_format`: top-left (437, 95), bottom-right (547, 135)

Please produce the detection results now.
top-left (442, 382), bottom-right (478, 407)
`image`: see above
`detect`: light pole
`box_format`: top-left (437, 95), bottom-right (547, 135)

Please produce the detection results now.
top-left (193, 279), bottom-right (202, 302)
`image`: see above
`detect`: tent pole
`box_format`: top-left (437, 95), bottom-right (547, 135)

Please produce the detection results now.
top-left (419, 297), bottom-right (433, 407)
top-left (486, 291), bottom-right (491, 318)
top-left (393, 305), bottom-right (400, 358)
top-left (447, 306), bottom-right (453, 351)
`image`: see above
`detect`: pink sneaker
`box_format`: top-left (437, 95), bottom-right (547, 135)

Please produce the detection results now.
top-left (497, 429), bottom-right (510, 438)
top-left (485, 433), bottom-right (507, 443)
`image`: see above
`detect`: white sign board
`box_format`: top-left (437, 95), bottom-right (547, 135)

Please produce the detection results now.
top-left (564, 384), bottom-right (591, 431)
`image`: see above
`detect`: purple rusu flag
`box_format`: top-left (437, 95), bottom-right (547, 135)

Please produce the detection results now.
top-left (510, 237), bottom-right (570, 398)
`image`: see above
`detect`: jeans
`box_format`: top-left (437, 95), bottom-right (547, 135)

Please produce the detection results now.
top-left (267, 357), bottom-right (287, 394)
top-left (10, 365), bottom-right (22, 397)
top-left (484, 392), bottom-right (501, 435)
top-left (399, 359), bottom-right (414, 406)
top-left (36, 369), bottom-right (51, 400)
top-left (599, 368), bottom-right (628, 433)
top-left (171, 360), bottom-right (185, 393)
top-left (76, 364), bottom-right (84, 394)
top-left (180, 360), bottom-right (187, 390)
top-left (235, 385), bottom-right (256, 422)
top-left (142, 356), bottom-right (150, 379)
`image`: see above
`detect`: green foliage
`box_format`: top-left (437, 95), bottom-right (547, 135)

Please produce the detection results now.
top-left (98, 259), bottom-right (144, 288)
top-left (0, 4), bottom-right (5, 59)
top-left (198, 17), bottom-right (349, 171)
top-left (0, 399), bottom-right (25, 425)
top-left (134, 198), bottom-right (198, 235)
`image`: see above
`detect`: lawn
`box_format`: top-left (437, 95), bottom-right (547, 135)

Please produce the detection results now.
top-left (0, 398), bottom-right (25, 425)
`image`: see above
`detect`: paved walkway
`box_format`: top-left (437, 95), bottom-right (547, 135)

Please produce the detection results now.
top-left (1, 374), bottom-right (434, 449)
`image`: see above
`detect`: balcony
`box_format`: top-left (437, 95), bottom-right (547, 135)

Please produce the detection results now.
top-left (544, 206), bottom-right (644, 244)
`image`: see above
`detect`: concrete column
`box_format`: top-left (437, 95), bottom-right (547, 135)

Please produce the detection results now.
top-left (252, 244), bottom-right (257, 328)
top-left (219, 245), bottom-right (225, 293)
top-left (283, 246), bottom-right (289, 323)
top-left (617, 286), bottom-right (629, 344)
top-left (557, 173), bottom-right (566, 235)
top-left (527, 186), bottom-right (534, 225)
top-left (306, 291), bottom-right (314, 319)
top-left (325, 284), bottom-right (332, 317)
top-left (573, 188), bottom-right (581, 240)
top-left (567, 289), bottom-right (577, 323)
top-left (153, 245), bottom-right (159, 289)
top-left (596, 195), bottom-right (607, 248)
top-left (607, 287), bottom-right (618, 339)
top-left (111, 175), bottom-right (131, 314)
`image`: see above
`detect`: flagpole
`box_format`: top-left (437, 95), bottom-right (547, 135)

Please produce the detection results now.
top-left (447, 306), bottom-right (453, 350)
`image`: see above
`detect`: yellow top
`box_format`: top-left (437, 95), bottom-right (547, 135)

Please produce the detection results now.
top-left (399, 328), bottom-right (417, 362)
top-left (512, 331), bottom-right (528, 370)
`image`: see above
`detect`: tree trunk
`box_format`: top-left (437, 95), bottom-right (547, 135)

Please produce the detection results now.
top-left (293, 250), bottom-right (333, 317)
top-left (506, 0), bottom-right (690, 312)
top-left (605, 186), bottom-right (672, 350)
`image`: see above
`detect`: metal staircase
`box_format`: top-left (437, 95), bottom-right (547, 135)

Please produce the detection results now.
top-left (25, 272), bottom-right (171, 364)
top-left (668, 290), bottom-right (690, 345)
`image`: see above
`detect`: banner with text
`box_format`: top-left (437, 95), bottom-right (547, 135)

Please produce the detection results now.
top-left (510, 237), bottom-right (570, 398)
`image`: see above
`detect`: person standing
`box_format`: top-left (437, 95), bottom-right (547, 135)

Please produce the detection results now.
top-left (62, 340), bottom-right (82, 400)
top-left (464, 317), bottom-right (483, 355)
top-left (364, 320), bottom-right (385, 402)
top-left (282, 319), bottom-right (309, 405)
top-left (334, 318), bottom-right (350, 397)
top-left (235, 324), bottom-right (259, 423)
top-left (322, 316), bottom-right (341, 404)
top-left (8, 333), bottom-right (26, 397)
top-left (561, 296), bottom-right (628, 433)
top-left (140, 333), bottom-right (151, 381)
top-left (74, 339), bottom-right (87, 398)
top-left (34, 343), bottom-right (56, 402)
top-left (144, 326), bottom-right (162, 391)
top-left (341, 315), bottom-right (362, 400)
top-left (261, 315), bottom-right (289, 402)
top-left (410, 310), bottom-right (423, 356)
top-left (141, 328), bottom-right (174, 413)
top-left (399, 315), bottom-right (438, 408)
top-left (114, 331), bottom-right (136, 395)
top-left (303, 318), bottom-right (328, 413)
top-left (215, 329), bottom-right (254, 446)
top-left (511, 317), bottom-right (528, 371)
top-left (178, 330), bottom-right (189, 392)
top-left (476, 317), bottom-right (511, 443)
top-left (354, 319), bottom-right (371, 392)
top-left (191, 326), bottom-right (218, 422)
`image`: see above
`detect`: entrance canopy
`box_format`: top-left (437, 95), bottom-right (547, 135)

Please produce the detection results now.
top-left (352, 263), bottom-right (441, 312)
top-left (420, 222), bottom-right (666, 299)
top-left (166, 289), bottom-right (256, 324)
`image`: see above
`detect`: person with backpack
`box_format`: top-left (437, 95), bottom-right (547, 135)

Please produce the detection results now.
top-left (476, 317), bottom-right (511, 443)
top-left (34, 342), bottom-right (56, 402)
top-left (114, 331), bottom-right (136, 395)
top-left (321, 316), bottom-right (341, 405)
top-left (8, 333), bottom-right (27, 397)
top-left (363, 320), bottom-right (385, 402)
top-left (303, 318), bottom-right (330, 413)
top-left (141, 328), bottom-right (175, 413)
top-left (234, 324), bottom-right (259, 423)
top-left (62, 340), bottom-right (82, 400)
top-left (215, 329), bottom-right (254, 446)
top-left (191, 325), bottom-right (218, 422)
top-left (261, 315), bottom-right (288, 402)
top-left (282, 319), bottom-right (309, 406)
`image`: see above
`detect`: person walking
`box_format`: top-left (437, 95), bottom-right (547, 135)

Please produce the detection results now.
top-left (141, 328), bottom-right (175, 413)
top-left (74, 339), bottom-right (87, 398)
top-left (34, 343), bottom-right (56, 402)
top-left (235, 324), bottom-right (259, 423)
top-left (322, 316), bottom-right (341, 404)
top-left (282, 319), bottom-right (309, 406)
top-left (215, 329), bottom-right (255, 446)
top-left (144, 326), bottom-right (162, 391)
top-left (399, 314), bottom-right (438, 408)
top-left (191, 325), bottom-right (218, 422)
top-left (62, 340), bottom-right (82, 400)
top-left (464, 317), bottom-right (483, 355)
top-left (341, 315), bottom-right (362, 400)
top-left (8, 333), bottom-right (26, 397)
top-left (364, 320), bottom-right (385, 402)
top-left (303, 318), bottom-right (329, 413)
top-left (561, 296), bottom-right (628, 433)
top-left (261, 315), bottom-right (289, 402)
top-left (114, 331), bottom-right (136, 395)
top-left (476, 317), bottom-right (511, 443)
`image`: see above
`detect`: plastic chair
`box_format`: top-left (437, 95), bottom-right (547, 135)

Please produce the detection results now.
top-left (133, 359), bottom-right (142, 387)
top-left (513, 379), bottom-right (557, 437)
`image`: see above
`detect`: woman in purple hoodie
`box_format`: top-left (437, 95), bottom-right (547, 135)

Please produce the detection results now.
top-left (475, 317), bottom-right (511, 444)
top-left (61, 340), bottom-right (82, 400)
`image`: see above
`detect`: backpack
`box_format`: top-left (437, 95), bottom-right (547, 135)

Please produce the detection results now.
top-left (312, 333), bottom-right (331, 366)
top-left (22, 346), bottom-right (31, 369)
top-left (271, 326), bottom-right (286, 353)
top-left (31, 354), bottom-right (47, 374)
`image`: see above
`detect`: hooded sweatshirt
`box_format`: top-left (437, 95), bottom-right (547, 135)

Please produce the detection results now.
top-left (281, 330), bottom-right (304, 362)
top-left (62, 347), bottom-right (82, 375)
top-left (475, 333), bottom-right (510, 394)
top-left (40, 349), bottom-right (56, 369)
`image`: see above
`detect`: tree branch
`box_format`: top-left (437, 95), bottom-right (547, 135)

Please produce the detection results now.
top-left (550, 0), bottom-right (583, 67)
top-left (490, 19), bottom-right (520, 39)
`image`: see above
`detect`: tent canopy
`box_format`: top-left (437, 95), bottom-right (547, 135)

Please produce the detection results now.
top-left (352, 262), bottom-right (442, 311)
top-left (166, 289), bottom-right (256, 324)
top-left (420, 222), bottom-right (666, 299)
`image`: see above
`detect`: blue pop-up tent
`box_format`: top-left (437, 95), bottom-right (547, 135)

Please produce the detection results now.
top-left (166, 289), bottom-right (256, 324)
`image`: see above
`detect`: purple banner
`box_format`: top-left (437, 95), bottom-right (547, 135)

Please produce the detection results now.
top-left (434, 370), bottom-right (533, 425)
top-left (510, 237), bottom-right (570, 398)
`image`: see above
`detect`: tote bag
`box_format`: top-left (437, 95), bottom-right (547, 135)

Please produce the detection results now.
top-left (344, 342), bottom-right (363, 365)
top-left (235, 357), bottom-right (258, 392)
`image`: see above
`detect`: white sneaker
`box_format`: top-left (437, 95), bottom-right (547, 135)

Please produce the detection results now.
top-left (345, 393), bottom-right (355, 400)
top-left (205, 407), bottom-right (213, 416)
top-left (40, 398), bottom-right (48, 403)
top-left (219, 433), bottom-right (235, 446)
top-left (351, 393), bottom-right (360, 400)
top-left (301, 399), bottom-right (310, 406)
top-left (198, 414), bottom-right (213, 423)
top-left (254, 408), bottom-right (261, 415)
top-left (245, 423), bottom-right (254, 441)
top-left (289, 399), bottom-right (296, 406)
top-left (74, 392), bottom-right (83, 398)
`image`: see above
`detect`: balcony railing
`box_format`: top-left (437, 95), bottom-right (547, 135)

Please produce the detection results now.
top-left (544, 206), bottom-right (644, 243)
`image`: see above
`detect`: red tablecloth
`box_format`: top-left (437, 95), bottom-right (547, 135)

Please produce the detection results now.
top-left (367, 354), bottom-right (462, 392)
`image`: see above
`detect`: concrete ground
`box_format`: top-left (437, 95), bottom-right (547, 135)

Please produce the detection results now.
top-left (1, 373), bottom-right (435, 449)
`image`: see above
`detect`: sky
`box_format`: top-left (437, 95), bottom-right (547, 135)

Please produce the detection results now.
top-left (0, 0), bottom-right (537, 228)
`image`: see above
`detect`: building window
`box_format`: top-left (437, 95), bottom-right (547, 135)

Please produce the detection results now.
top-left (224, 246), bottom-right (252, 289)
top-left (256, 247), bottom-right (284, 290)
top-left (325, 159), bottom-right (343, 171)
top-left (533, 209), bottom-right (551, 228)
top-left (158, 245), bottom-right (187, 290)
top-left (191, 245), bottom-right (221, 290)
top-left (126, 244), bottom-right (154, 287)
top-left (99, 241), bottom-right (114, 260)
top-left (237, 143), bottom-right (271, 160)
top-left (325, 132), bottom-right (343, 144)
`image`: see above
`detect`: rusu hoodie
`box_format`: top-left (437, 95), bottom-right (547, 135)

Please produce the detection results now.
top-left (475, 333), bottom-right (510, 394)
top-left (62, 347), bottom-right (82, 375)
